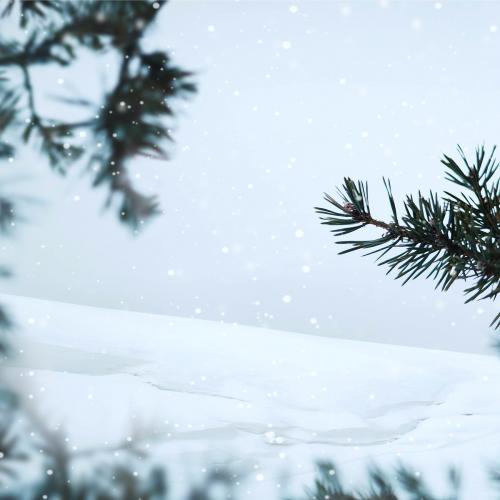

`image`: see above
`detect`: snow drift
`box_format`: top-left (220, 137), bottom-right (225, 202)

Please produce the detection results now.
top-left (2, 294), bottom-right (500, 498)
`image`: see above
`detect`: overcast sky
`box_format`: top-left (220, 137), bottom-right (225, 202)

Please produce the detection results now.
top-left (2, 0), bottom-right (499, 353)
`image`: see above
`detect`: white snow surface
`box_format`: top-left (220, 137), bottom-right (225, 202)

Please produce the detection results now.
top-left (3, 294), bottom-right (500, 498)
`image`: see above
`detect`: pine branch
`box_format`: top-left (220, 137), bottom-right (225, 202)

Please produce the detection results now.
top-left (20, 64), bottom-right (82, 171)
top-left (0, 0), bottom-right (196, 229)
top-left (316, 146), bottom-right (500, 329)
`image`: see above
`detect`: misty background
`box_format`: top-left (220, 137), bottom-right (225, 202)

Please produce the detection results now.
top-left (1, 0), bottom-right (499, 353)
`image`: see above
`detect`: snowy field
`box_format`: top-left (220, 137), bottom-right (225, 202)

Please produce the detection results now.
top-left (3, 294), bottom-right (500, 498)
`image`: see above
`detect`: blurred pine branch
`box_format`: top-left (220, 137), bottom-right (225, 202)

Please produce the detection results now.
top-left (0, 0), bottom-right (196, 229)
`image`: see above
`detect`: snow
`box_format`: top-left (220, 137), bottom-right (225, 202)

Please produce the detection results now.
top-left (3, 294), bottom-right (500, 498)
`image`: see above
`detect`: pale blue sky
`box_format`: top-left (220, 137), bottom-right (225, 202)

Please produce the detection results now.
top-left (2, 0), bottom-right (499, 353)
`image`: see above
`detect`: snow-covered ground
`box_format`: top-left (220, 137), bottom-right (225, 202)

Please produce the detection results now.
top-left (3, 294), bottom-right (500, 498)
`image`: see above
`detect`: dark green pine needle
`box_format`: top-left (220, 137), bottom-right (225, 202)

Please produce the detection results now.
top-left (316, 145), bottom-right (499, 329)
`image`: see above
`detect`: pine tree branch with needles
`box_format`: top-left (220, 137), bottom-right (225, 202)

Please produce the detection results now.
top-left (0, 0), bottom-right (196, 229)
top-left (316, 145), bottom-right (500, 329)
